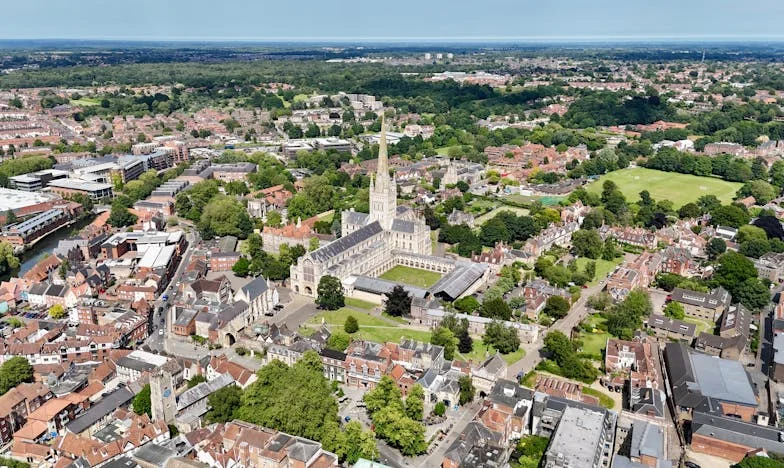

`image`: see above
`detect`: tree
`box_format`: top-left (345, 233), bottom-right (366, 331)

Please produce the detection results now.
top-left (364, 376), bottom-right (402, 415)
top-left (733, 278), bottom-right (771, 310)
top-left (707, 237), bottom-right (727, 260)
top-left (710, 204), bottom-right (750, 228)
top-left (543, 296), bottom-right (570, 320)
top-left (206, 385), bottom-right (243, 423)
top-left (483, 321), bottom-right (520, 354)
top-left (237, 353), bottom-right (339, 443)
top-left (405, 385), bottom-right (424, 421)
top-left (454, 296), bottom-right (480, 314)
top-left (737, 225), bottom-right (768, 244)
top-left (481, 298), bottom-right (512, 320)
top-left (316, 275), bottom-right (344, 310)
top-left (384, 285), bottom-right (411, 317)
top-left (458, 375), bottom-right (475, 405)
top-left (678, 202), bottom-right (701, 219)
top-left (327, 331), bottom-right (351, 351)
top-left (0, 357), bottom-right (33, 395)
top-left (4, 210), bottom-right (17, 225)
top-left (187, 375), bottom-right (207, 388)
top-left (714, 252), bottom-right (758, 293)
top-left (516, 435), bottom-right (549, 468)
top-left (309, 236), bottom-right (320, 251)
top-left (133, 384), bottom-right (152, 416)
top-left (200, 196), bottom-right (253, 239)
top-left (48, 304), bottom-right (66, 320)
top-left (0, 242), bottom-right (18, 273)
top-left (732, 456), bottom-right (784, 468)
top-left (225, 180), bottom-right (249, 196)
top-left (457, 327), bottom-right (473, 354)
top-left (543, 331), bottom-right (575, 364)
top-left (329, 421), bottom-right (379, 465)
top-left (431, 326), bottom-right (458, 360)
top-left (108, 201), bottom-right (137, 228)
top-left (663, 301), bottom-right (685, 320)
top-left (232, 257), bottom-right (251, 277)
top-left (344, 315), bottom-right (359, 334)
top-left (571, 229), bottom-right (604, 259)
top-left (433, 401), bottom-right (446, 417)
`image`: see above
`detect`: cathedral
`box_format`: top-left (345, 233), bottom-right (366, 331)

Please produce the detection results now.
top-left (290, 122), bottom-right (434, 297)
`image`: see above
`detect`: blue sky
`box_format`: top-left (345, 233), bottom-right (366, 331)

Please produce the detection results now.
top-left (3, 0), bottom-right (784, 41)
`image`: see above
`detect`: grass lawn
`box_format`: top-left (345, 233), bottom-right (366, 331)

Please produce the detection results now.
top-left (457, 339), bottom-right (526, 365)
top-left (581, 387), bottom-right (616, 409)
top-left (351, 327), bottom-right (432, 344)
top-left (575, 257), bottom-right (623, 285)
top-left (304, 308), bottom-right (431, 343)
top-left (474, 206), bottom-right (530, 226)
top-left (307, 309), bottom-right (389, 327)
top-left (344, 297), bottom-right (377, 310)
top-left (504, 194), bottom-right (565, 206)
top-left (70, 98), bottom-right (101, 106)
top-left (435, 145), bottom-right (462, 156)
top-left (585, 167), bottom-right (742, 207)
top-left (683, 316), bottom-right (715, 335)
top-left (577, 331), bottom-right (610, 359)
top-left (380, 265), bottom-right (442, 288)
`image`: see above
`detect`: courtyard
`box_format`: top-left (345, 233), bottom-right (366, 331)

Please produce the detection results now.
top-left (379, 265), bottom-right (442, 288)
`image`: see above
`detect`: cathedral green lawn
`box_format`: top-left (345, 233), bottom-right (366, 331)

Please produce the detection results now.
top-left (380, 266), bottom-right (442, 288)
top-left (585, 167), bottom-right (742, 207)
top-left (307, 309), bottom-right (389, 327)
top-left (344, 297), bottom-right (377, 310)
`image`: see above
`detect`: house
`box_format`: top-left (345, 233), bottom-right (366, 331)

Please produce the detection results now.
top-left (646, 315), bottom-right (696, 342)
top-left (753, 251), bottom-right (784, 282)
top-left (472, 354), bottom-right (508, 396)
top-left (670, 287), bottom-right (731, 321)
top-left (206, 355), bottom-right (257, 389)
top-left (613, 419), bottom-right (673, 468)
top-left (343, 341), bottom-right (392, 390)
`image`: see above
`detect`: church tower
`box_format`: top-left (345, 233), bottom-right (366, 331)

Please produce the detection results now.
top-left (150, 369), bottom-right (176, 424)
top-left (368, 118), bottom-right (397, 230)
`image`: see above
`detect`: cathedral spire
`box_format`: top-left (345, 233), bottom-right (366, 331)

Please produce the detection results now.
top-left (377, 116), bottom-right (388, 177)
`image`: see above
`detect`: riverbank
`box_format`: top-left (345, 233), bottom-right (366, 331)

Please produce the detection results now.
top-left (1, 215), bottom-right (95, 281)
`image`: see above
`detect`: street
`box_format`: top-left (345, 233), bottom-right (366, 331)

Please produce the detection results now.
top-left (506, 275), bottom-right (609, 379)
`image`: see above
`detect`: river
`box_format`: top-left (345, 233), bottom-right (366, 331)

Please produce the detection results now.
top-left (2, 216), bottom-right (95, 281)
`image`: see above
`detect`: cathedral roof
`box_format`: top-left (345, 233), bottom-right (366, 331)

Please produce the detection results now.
top-left (391, 219), bottom-right (416, 233)
top-left (310, 221), bottom-right (383, 263)
top-left (343, 210), bottom-right (370, 226)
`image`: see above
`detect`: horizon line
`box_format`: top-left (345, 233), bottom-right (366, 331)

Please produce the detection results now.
top-left (2, 34), bottom-right (784, 43)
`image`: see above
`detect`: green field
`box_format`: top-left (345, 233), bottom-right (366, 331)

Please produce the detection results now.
top-left (575, 257), bottom-right (623, 286)
top-left (475, 206), bottom-right (530, 226)
top-left (457, 339), bottom-right (526, 365)
top-left (380, 266), bottom-right (442, 288)
top-left (344, 298), bottom-right (377, 310)
top-left (504, 194), bottom-right (566, 206)
top-left (70, 98), bottom-right (101, 106)
top-left (307, 309), bottom-right (389, 327)
top-left (586, 167), bottom-right (742, 207)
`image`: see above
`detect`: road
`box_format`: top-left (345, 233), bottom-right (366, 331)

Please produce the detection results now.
top-left (506, 276), bottom-right (609, 379)
top-left (145, 228), bottom-right (201, 353)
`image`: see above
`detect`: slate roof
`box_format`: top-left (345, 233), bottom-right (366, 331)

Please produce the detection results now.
top-left (391, 219), bottom-right (415, 233)
top-left (65, 387), bottom-right (134, 434)
top-left (177, 373), bottom-right (234, 411)
top-left (692, 411), bottom-right (784, 456)
top-left (443, 421), bottom-right (502, 463)
top-left (310, 221), bottom-right (383, 263)
top-left (430, 262), bottom-right (487, 300)
top-left (239, 277), bottom-right (269, 298)
top-left (343, 210), bottom-right (370, 226)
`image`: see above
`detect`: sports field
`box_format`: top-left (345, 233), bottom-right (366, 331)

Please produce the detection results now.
top-left (585, 167), bottom-right (742, 207)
